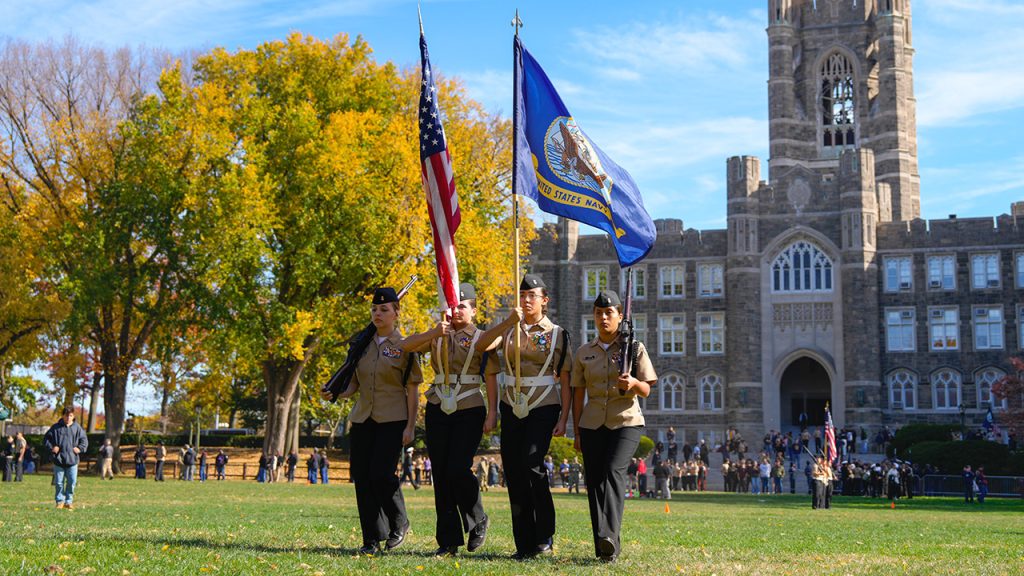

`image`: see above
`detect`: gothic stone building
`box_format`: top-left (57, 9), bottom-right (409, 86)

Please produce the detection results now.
top-left (530, 0), bottom-right (1024, 447)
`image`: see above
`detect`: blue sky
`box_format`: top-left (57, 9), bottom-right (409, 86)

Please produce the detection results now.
top-left (3, 1), bottom-right (1024, 411)
top-left (4, 0), bottom-right (1024, 232)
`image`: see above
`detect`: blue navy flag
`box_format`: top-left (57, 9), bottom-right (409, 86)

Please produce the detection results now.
top-left (513, 36), bottom-right (656, 268)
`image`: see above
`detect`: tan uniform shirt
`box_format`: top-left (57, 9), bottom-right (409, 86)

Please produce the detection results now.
top-left (425, 324), bottom-right (497, 411)
top-left (349, 330), bottom-right (424, 424)
top-left (570, 336), bottom-right (656, 430)
top-left (499, 316), bottom-right (571, 409)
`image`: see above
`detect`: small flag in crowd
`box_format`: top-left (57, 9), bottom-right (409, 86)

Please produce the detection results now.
top-left (419, 19), bottom-right (460, 311)
top-left (824, 405), bottom-right (837, 463)
top-left (513, 36), bottom-right (656, 268)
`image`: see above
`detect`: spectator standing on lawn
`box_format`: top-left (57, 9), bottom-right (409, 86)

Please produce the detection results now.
top-left (44, 408), bottom-right (88, 509)
top-left (98, 439), bottom-right (114, 480)
top-left (133, 445), bottom-right (148, 479)
top-left (154, 442), bottom-right (166, 482)
top-left (215, 450), bottom-right (228, 481)
top-left (14, 432), bottom-right (27, 482)
top-left (975, 466), bottom-right (988, 504)
top-left (286, 451), bottom-right (298, 482)
top-left (319, 451), bottom-right (330, 484)
top-left (962, 465), bottom-right (975, 503)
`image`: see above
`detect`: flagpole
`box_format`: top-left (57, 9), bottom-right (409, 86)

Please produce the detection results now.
top-left (511, 9), bottom-right (523, 400)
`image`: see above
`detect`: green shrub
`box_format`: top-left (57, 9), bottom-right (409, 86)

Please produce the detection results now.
top-left (547, 436), bottom-right (581, 463)
top-left (905, 440), bottom-right (1015, 474)
top-left (634, 435), bottom-right (655, 460)
top-left (888, 424), bottom-right (959, 458)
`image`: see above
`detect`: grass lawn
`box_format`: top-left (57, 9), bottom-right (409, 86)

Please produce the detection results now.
top-left (1, 475), bottom-right (1021, 575)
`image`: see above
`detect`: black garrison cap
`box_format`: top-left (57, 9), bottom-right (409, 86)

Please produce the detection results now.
top-left (519, 274), bottom-right (546, 290)
top-left (372, 287), bottom-right (399, 305)
top-left (594, 290), bottom-right (621, 308)
top-left (459, 283), bottom-right (476, 301)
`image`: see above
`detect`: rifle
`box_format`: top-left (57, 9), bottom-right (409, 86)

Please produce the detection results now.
top-left (321, 275), bottom-right (419, 402)
top-left (618, 267), bottom-right (638, 395)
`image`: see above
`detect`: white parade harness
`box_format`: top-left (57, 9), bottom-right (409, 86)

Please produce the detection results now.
top-left (432, 329), bottom-right (484, 415)
top-left (503, 324), bottom-right (560, 419)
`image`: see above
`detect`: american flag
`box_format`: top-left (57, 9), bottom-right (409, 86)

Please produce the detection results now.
top-left (419, 28), bottom-right (460, 311)
top-left (824, 405), bottom-right (837, 464)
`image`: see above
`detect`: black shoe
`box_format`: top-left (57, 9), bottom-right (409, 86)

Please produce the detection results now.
top-left (535, 540), bottom-right (553, 557)
top-left (385, 521), bottom-right (410, 550)
top-left (466, 516), bottom-right (488, 552)
top-left (596, 537), bottom-right (617, 561)
top-left (433, 545), bottom-right (458, 557)
top-left (357, 542), bottom-right (381, 557)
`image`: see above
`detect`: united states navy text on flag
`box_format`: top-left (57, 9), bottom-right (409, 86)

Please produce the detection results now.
top-left (419, 30), bottom-right (460, 311)
top-left (513, 36), bottom-right (655, 268)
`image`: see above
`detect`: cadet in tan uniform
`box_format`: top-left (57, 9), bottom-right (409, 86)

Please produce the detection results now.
top-left (401, 282), bottom-right (518, 557)
top-left (499, 273), bottom-right (572, 560)
top-left (570, 290), bottom-right (656, 562)
top-left (336, 287), bottom-right (423, 556)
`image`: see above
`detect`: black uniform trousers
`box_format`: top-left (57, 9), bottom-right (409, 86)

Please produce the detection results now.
top-left (425, 403), bottom-right (486, 547)
top-left (812, 479), bottom-right (825, 509)
top-left (499, 402), bottom-right (559, 554)
top-left (580, 425), bottom-right (642, 558)
top-left (349, 418), bottom-right (408, 545)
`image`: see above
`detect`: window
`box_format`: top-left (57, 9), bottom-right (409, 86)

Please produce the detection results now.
top-left (697, 312), bottom-right (725, 355)
top-left (582, 317), bottom-right (597, 344)
top-left (1019, 306), bottom-right (1024, 350)
top-left (932, 370), bottom-right (961, 410)
top-left (1017, 252), bottom-right (1024, 288)
top-left (632, 314), bottom-right (647, 347)
top-left (620, 268), bottom-right (646, 300)
top-left (884, 256), bottom-right (913, 292)
top-left (970, 253), bottom-right (1000, 289)
top-left (698, 263), bottom-right (724, 297)
top-left (976, 368), bottom-right (1007, 410)
top-left (885, 308), bottom-right (915, 352)
top-left (928, 307), bottom-right (959, 351)
top-left (771, 241), bottom-right (834, 293)
top-left (660, 373), bottom-right (684, 411)
top-left (820, 51), bottom-right (856, 148)
top-left (583, 266), bottom-right (608, 300)
top-left (658, 314), bottom-right (686, 356)
top-left (973, 306), bottom-right (1004, 350)
top-left (888, 370), bottom-right (917, 410)
top-left (699, 373), bottom-right (724, 411)
top-left (660, 265), bottom-right (684, 298)
top-left (927, 255), bottom-right (956, 290)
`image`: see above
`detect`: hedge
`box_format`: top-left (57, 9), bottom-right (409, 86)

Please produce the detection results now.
top-left (904, 440), bottom-right (1019, 475)
top-left (888, 423), bottom-right (960, 458)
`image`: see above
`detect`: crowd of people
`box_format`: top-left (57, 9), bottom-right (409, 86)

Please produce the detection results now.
top-left (2, 432), bottom-right (33, 481)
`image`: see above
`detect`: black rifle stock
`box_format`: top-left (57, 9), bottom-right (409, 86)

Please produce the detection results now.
top-left (321, 275), bottom-right (419, 402)
top-left (618, 267), bottom-right (637, 395)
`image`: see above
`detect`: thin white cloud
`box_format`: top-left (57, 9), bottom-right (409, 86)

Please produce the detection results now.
top-left (920, 156), bottom-right (1024, 217)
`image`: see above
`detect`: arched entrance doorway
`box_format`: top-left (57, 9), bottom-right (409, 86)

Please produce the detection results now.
top-left (780, 357), bottom-right (831, 432)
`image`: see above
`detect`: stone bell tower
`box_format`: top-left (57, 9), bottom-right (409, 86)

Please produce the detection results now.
top-left (767, 0), bottom-right (919, 221)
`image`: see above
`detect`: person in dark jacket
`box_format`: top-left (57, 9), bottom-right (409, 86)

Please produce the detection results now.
top-left (286, 452), bottom-right (298, 482)
top-left (43, 408), bottom-right (89, 509)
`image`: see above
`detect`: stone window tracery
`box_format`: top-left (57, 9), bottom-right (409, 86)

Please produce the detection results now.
top-left (771, 241), bottom-right (834, 293)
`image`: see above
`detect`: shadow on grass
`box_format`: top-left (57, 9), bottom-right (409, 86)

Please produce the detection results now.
top-left (101, 534), bottom-right (578, 564)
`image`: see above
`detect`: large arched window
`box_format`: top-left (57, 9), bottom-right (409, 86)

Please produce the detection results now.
top-left (660, 373), bottom-right (685, 411)
top-left (887, 370), bottom-right (917, 410)
top-left (771, 241), bottom-right (834, 293)
top-left (699, 373), bottom-right (724, 411)
top-left (976, 368), bottom-right (1007, 410)
top-left (820, 51), bottom-right (856, 148)
top-left (932, 369), bottom-right (961, 411)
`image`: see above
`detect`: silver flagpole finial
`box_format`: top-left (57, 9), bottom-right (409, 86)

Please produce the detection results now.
top-left (418, 2), bottom-right (424, 35)
top-left (511, 9), bottom-right (523, 36)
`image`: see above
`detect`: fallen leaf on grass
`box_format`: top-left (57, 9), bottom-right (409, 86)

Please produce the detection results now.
top-left (44, 565), bottom-right (64, 574)
top-left (59, 555), bottom-right (71, 561)
top-left (298, 563), bottom-right (312, 570)
top-left (79, 568), bottom-right (96, 574)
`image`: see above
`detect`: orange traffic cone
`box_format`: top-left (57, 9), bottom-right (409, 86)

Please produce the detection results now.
top-left (890, 500), bottom-right (896, 509)
top-left (664, 502), bottom-right (671, 514)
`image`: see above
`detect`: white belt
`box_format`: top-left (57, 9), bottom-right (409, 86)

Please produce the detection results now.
top-left (432, 374), bottom-right (483, 385)
top-left (506, 375), bottom-right (556, 388)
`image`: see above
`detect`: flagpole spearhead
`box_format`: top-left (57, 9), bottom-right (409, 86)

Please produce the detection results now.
top-left (511, 9), bottom-right (523, 37)
top-left (418, 2), bottom-right (424, 36)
